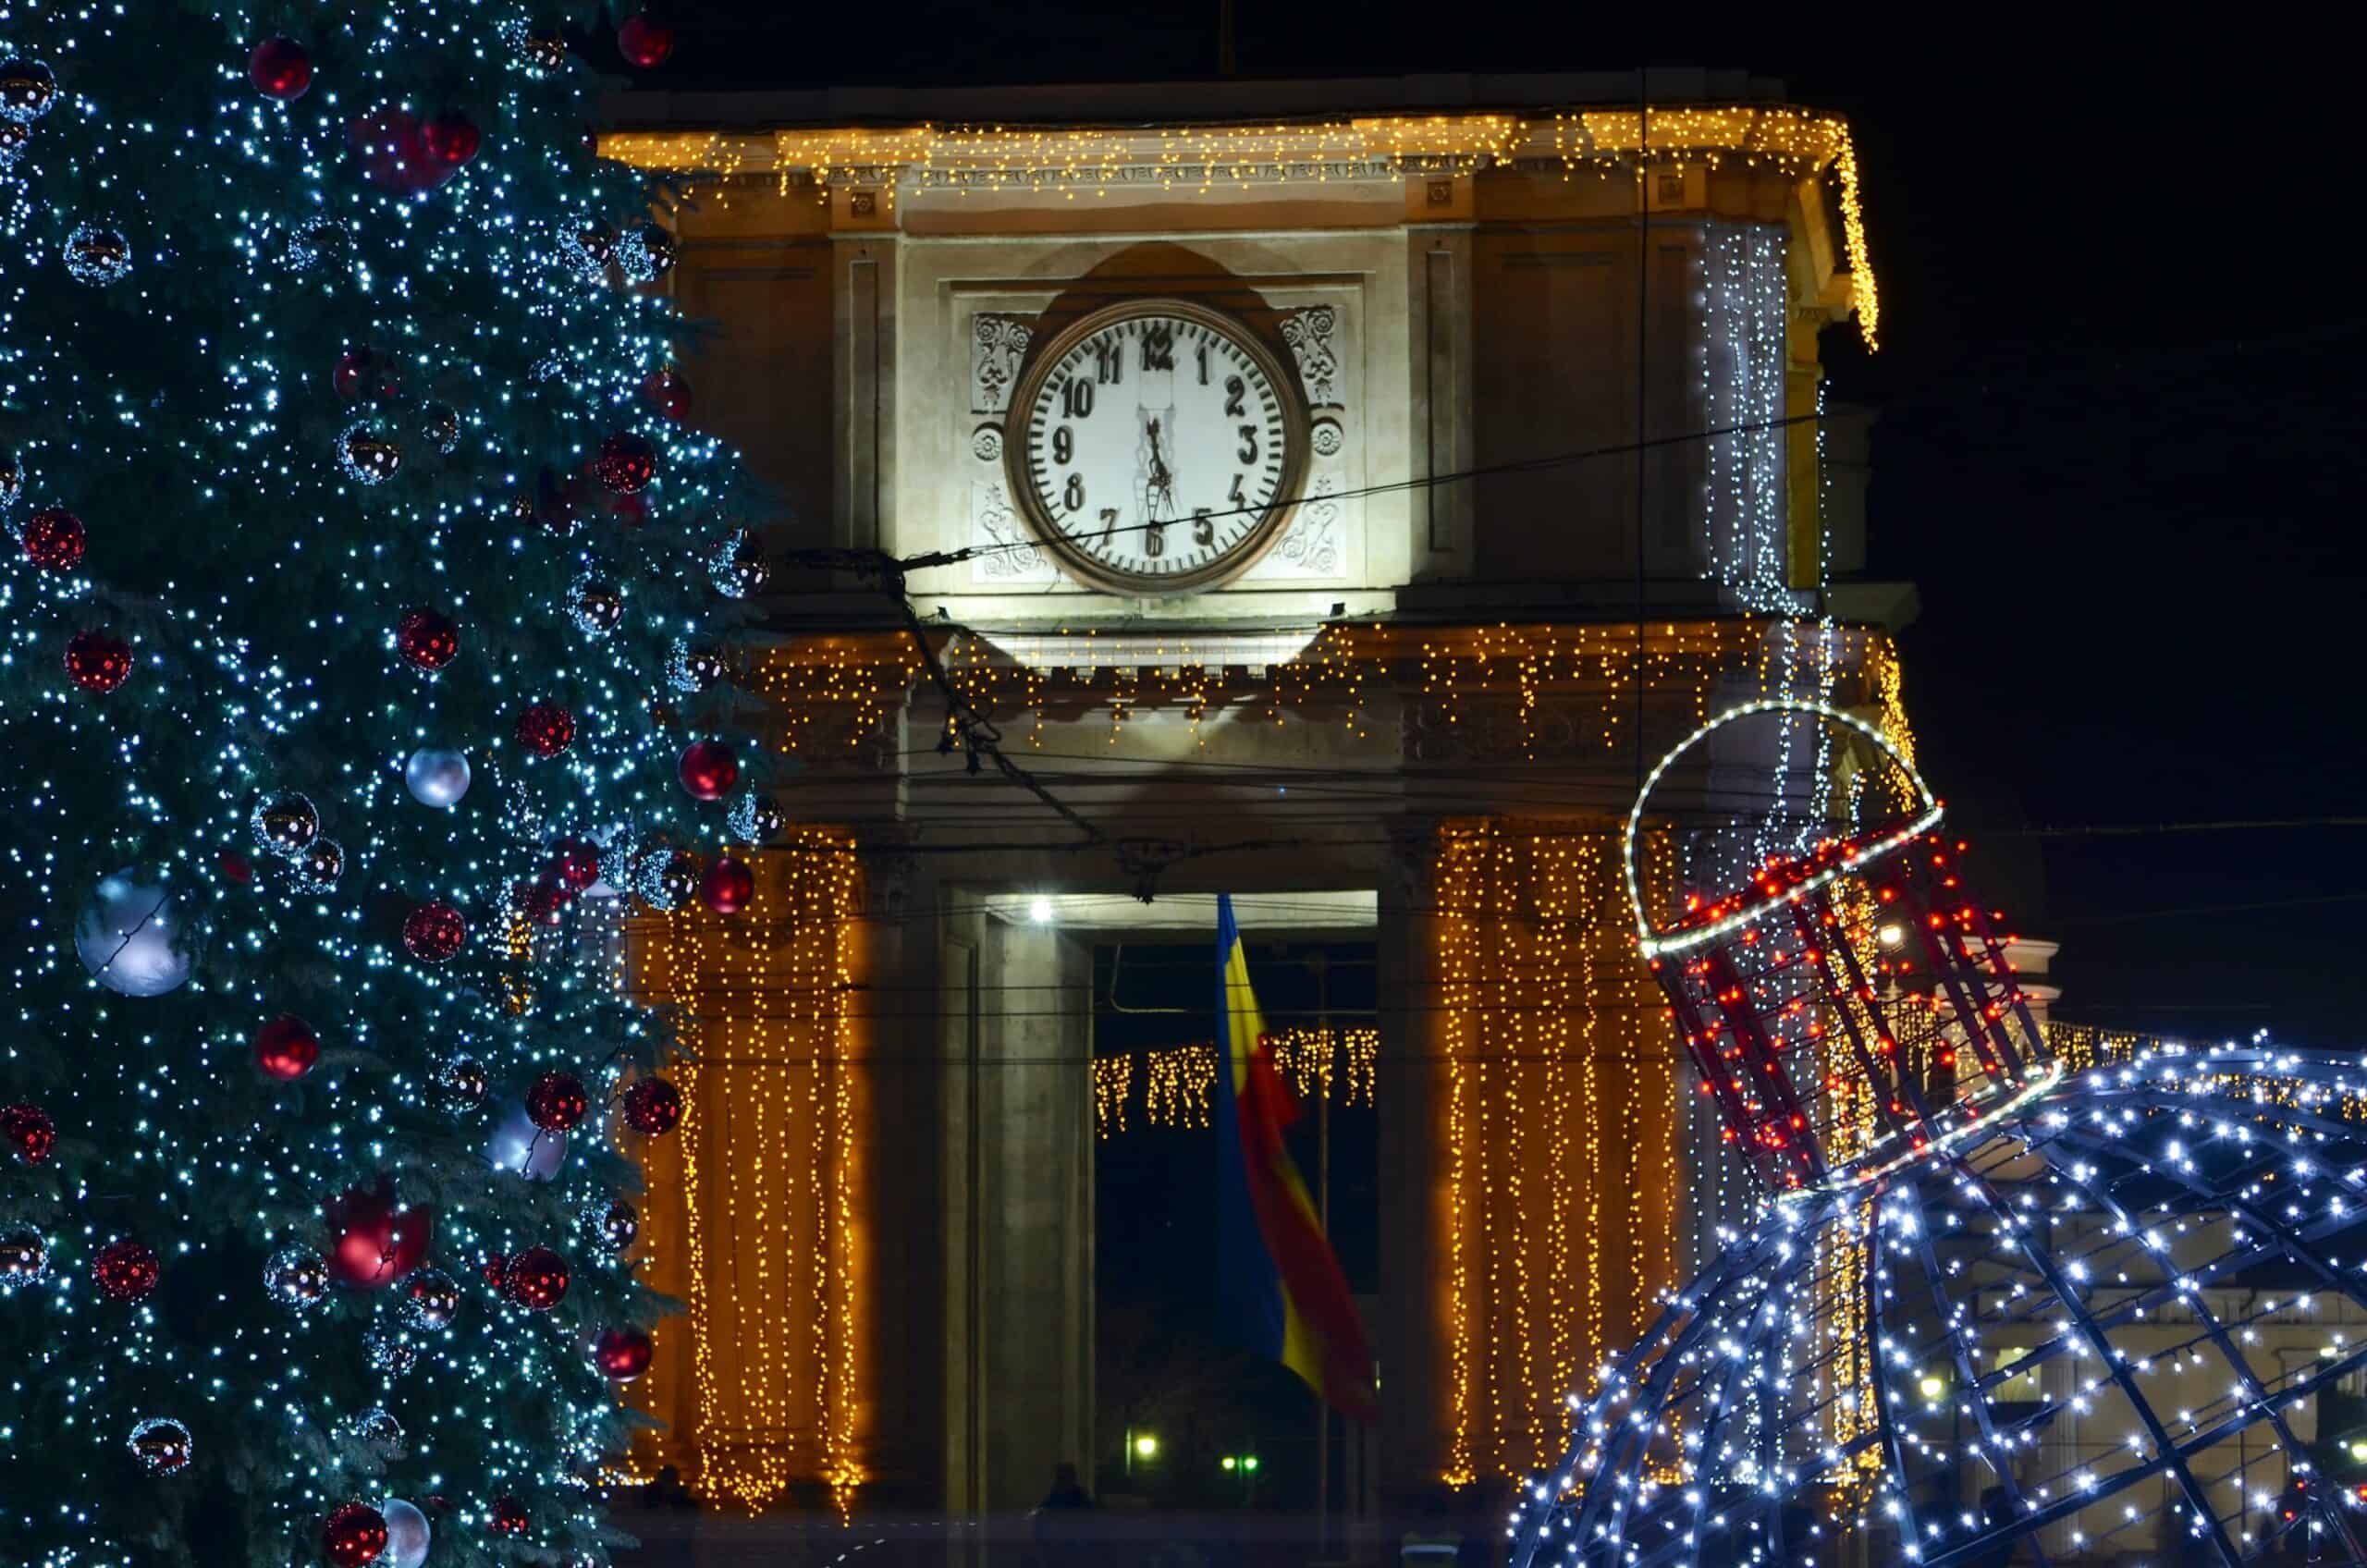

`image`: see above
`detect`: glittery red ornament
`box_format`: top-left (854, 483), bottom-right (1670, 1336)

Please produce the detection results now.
top-left (677, 738), bottom-right (739, 801)
top-left (641, 367), bottom-right (692, 422)
top-left (525, 1072), bottom-right (589, 1133)
top-left (489, 1494), bottom-right (532, 1535)
top-left (253, 1014), bottom-right (320, 1081)
top-left (502, 1245), bottom-right (569, 1311)
top-left (332, 347), bottom-right (399, 402)
top-left (698, 856), bottom-right (754, 916)
top-left (248, 37), bottom-right (313, 101)
top-left (421, 112), bottom-right (480, 167)
top-left (21, 508), bottom-right (84, 570)
top-left (617, 14), bottom-right (676, 67)
top-left (92, 1239), bottom-right (160, 1302)
top-left (621, 1077), bottom-right (684, 1134)
top-left (1, 1103), bottom-right (55, 1165)
top-left (402, 900), bottom-right (466, 963)
top-left (595, 432), bottom-right (656, 495)
top-left (396, 608), bottom-right (459, 671)
top-left (220, 851), bottom-right (255, 886)
top-left (324, 1501), bottom-right (388, 1567)
top-left (347, 106), bottom-right (455, 195)
top-left (594, 1325), bottom-right (656, 1380)
top-left (515, 702), bottom-right (575, 758)
top-left (548, 839), bottom-right (600, 891)
top-left (325, 1185), bottom-right (432, 1289)
top-left (65, 631), bottom-right (131, 692)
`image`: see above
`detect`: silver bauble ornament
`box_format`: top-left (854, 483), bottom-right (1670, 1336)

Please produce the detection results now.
top-left (0, 449), bottom-right (22, 509)
top-left (707, 528), bottom-right (768, 597)
top-left (264, 1244), bottom-right (329, 1309)
top-left (597, 1198), bottom-right (638, 1253)
top-left (421, 402), bottom-right (460, 454)
top-left (363, 1327), bottom-right (415, 1378)
top-left (251, 790), bottom-right (320, 858)
top-left (348, 1406), bottom-right (404, 1459)
top-left (0, 1222), bottom-right (51, 1289)
top-left (0, 57), bottom-right (58, 123)
top-left (293, 837), bottom-right (345, 893)
top-left (128, 1416), bottom-right (193, 1475)
top-left (403, 1267), bottom-right (460, 1331)
top-left (337, 420), bottom-right (402, 485)
top-left (727, 792), bottom-right (786, 843)
top-left (403, 747), bottom-right (471, 809)
top-left (435, 1056), bottom-right (488, 1114)
top-left (63, 223), bottom-right (133, 286)
top-left (0, 118), bottom-right (27, 172)
top-left (74, 869), bottom-right (193, 997)
top-left (567, 576), bottom-right (624, 638)
top-left (284, 215), bottom-right (350, 273)
top-left (666, 638), bottom-right (726, 694)
top-left (485, 1099), bottom-right (566, 1181)
top-left (382, 1499), bottom-right (432, 1568)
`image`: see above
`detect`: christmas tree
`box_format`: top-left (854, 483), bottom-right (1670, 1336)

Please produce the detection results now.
top-left (2, 6), bottom-right (775, 1563)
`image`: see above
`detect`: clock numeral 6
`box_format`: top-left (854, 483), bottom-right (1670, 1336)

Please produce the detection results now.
top-left (1145, 521), bottom-right (1166, 558)
top-left (1062, 380), bottom-right (1095, 420)
top-left (1052, 425), bottom-right (1073, 465)
top-left (1063, 473), bottom-right (1085, 511)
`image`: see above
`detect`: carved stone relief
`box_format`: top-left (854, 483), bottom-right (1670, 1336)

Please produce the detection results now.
top-left (971, 313), bottom-right (1034, 415)
top-left (1279, 305), bottom-right (1340, 408)
top-left (968, 480), bottom-right (1054, 584)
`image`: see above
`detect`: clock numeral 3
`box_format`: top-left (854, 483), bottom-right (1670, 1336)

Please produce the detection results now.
top-left (1236, 425), bottom-right (1259, 464)
top-left (1062, 380), bottom-right (1095, 420)
top-left (1063, 473), bottom-right (1085, 511)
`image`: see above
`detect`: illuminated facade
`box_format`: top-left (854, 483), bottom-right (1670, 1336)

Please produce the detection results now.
top-left (606, 70), bottom-right (1899, 1517)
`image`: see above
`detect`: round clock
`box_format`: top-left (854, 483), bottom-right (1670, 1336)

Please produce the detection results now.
top-left (1004, 298), bottom-right (1309, 594)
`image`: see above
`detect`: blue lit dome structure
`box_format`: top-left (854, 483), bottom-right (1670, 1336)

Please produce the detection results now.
top-left (1512, 702), bottom-right (2367, 1568)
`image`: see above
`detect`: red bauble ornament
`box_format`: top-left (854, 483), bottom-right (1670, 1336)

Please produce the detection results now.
top-left (548, 839), bottom-right (601, 891)
top-left (698, 856), bottom-right (754, 916)
top-left (502, 1245), bottom-right (569, 1311)
top-left (422, 112), bottom-right (480, 167)
top-left (490, 1494), bottom-right (532, 1535)
top-left (22, 508), bottom-right (85, 571)
top-left (677, 738), bottom-right (739, 801)
top-left (402, 900), bottom-right (466, 963)
top-left (325, 1185), bottom-right (432, 1288)
top-left (521, 878), bottom-right (569, 927)
top-left (347, 106), bottom-right (456, 195)
top-left (617, 14), bottom-right (676, 68)
top-left (65, 631), bottom-right (131, 693)
top-left (333, 347), bottom-right (399, 402)
top-left (595, 432), bottom-right (656, 495)
top-left (248, 37), bottom-right (313, 101)
top-left (324, 1501), bottom-right (389, 1568)
top-left (396, 608), bottom-right (460, 671)
top-left (92, 1239), bottom-right (160, 1302)
top-left (621, 1077), bottom-right (684, 1134)
top-left (525, 1072), bottom-right (588, 1133)
top-left (1, 1103), bottom-right (55, 1166)
top-left (641, 367), bottom-right (692, 422)
top-left (515, 702), bottom-right (576, 758)
top-left (253, 1014), bottom-right (320, 1081)
top-left (220, 851), bottom-right (255, 886)
top-left (594, 1326), bottom-right (656, 1380)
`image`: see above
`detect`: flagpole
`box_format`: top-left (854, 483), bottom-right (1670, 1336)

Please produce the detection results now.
top-left (1310, 951), bottom-right (1331, 1558)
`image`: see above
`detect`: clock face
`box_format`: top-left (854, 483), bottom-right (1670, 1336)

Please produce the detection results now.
top-left (1007, 300), bottom-right (1307, 594)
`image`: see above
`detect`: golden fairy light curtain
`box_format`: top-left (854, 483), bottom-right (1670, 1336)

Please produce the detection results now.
top-left (625, 835), bottom-right (865, 1512)
top-left (1092, 1027), bottom-right (1378, 1137)
top-left (1433, 821), bottom-right (1688, 1486)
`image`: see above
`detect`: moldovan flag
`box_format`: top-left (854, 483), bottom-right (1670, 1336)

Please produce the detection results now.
top-left (1212, 894), bottom-right (1380, 1420)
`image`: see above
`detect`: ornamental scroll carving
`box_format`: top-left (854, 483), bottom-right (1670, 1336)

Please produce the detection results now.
top-left (971, 313), bottom-right (1034, 414)
top-left (1279, 305), bottom-right (1340, 408)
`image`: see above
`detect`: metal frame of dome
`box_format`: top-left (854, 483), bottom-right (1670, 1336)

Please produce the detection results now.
top-left (1511, 1043), bottom-right (2367, 1568)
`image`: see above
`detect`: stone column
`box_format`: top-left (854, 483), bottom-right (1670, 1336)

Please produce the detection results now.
top-left (938, 899), bottom-right (1096, 1522)
top-left (1376, 836), bottom-right (1451, 1506)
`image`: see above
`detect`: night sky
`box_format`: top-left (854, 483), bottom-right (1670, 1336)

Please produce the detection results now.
top-left (649, 6), bottom-right (2367, 1042)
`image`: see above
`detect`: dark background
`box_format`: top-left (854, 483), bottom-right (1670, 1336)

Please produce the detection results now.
top-left (638, 6), bottom-right (2367, 1042)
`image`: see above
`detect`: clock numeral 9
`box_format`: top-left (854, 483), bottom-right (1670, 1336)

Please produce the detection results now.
top-left (1223, 374), bottom-right (1245, 418)
top-left (1192, 508), bottom-right (1215, 547)
top-left (1063, 473), bottom-right (1085, 512)
top-left (1062, 380), bottom-right (1095, 420)
top-left (1052, 425), bottom-right (1073, 465)
top-left (1145, 522), bottom-right (1165, 558)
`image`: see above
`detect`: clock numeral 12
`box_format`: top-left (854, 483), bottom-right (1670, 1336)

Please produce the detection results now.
top-left (1140, 326), bottom-right (1172, 373)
